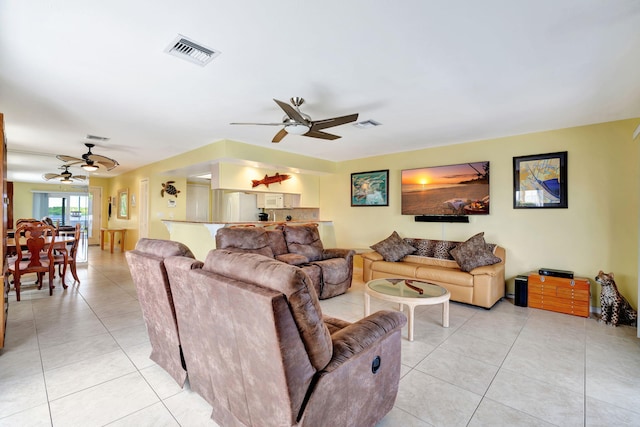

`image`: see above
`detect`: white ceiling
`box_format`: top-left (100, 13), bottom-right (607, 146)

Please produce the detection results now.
top-left (1, 0), bottom-right (639, 183)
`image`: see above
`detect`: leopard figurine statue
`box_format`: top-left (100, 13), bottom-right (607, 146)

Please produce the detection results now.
top-left (595, 271), bottom-right (637, 327)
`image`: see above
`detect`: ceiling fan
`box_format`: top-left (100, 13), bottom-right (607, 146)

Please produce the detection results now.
top-left (57, 143), bottom-right (119, 171)
top-left (230, 97), bottom-right (359, 143)
top-left (43, 165), bottom-right (88, 183)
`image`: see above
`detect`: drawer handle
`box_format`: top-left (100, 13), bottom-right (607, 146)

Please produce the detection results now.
top-left (540, 276), bottom-right (545, 282)
top-left (570, 280), bottom-right (575, 286)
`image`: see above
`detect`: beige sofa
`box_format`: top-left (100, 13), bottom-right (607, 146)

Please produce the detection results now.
top-left (361, 235), bottom-right (506, 308)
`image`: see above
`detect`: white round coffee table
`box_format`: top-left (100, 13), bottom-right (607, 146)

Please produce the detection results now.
top-left (364, 278), bottom-right (450, 341)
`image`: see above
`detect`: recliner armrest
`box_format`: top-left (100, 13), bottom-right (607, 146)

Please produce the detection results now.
top-left (322, 248), bottom-right (355, 260)
top-left (324, 310), bottom-right (406, 372)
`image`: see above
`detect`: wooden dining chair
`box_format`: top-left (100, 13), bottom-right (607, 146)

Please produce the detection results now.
top-left (55, 223), bottom-right (81, 285)
top-left (7, 222), bottom-right (58, 301)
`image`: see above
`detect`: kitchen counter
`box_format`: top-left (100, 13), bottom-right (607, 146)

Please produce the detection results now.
top-left (162, 220), bottom-right (336, 261)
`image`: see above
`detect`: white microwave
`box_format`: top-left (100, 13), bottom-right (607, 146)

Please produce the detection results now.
top-left (264, 193), bottom-right (284, 208)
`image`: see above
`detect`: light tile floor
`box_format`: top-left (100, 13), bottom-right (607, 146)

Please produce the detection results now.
top-left (1, 247), bottom-right (639, 426)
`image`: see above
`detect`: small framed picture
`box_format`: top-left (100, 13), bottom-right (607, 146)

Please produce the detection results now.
top-left (351, 170), bottom-right (389, 206)
top-left (513, 151), bottom-right (567, 209)
top-left (117, 188), bottom-right (129, 219)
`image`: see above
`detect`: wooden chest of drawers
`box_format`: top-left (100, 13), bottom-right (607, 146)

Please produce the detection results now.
top-left (527, 274), bottom-right (590, 317)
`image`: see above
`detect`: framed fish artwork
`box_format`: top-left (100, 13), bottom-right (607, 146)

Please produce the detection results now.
top-left (513, 151), bottom-right (568, 209)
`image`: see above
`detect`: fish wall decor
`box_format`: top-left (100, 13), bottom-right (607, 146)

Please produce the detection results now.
top-left (251, 173), bottom-right (291, 188)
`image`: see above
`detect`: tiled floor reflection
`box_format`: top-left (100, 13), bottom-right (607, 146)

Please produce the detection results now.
top-left (1, 247), bottom-right (639, 426)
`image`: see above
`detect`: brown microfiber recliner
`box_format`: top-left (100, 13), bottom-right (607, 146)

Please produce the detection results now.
top-left (215, 224), bottom-right (355, 299)
top-left (125, 238), bottom-right (201, 386)
top-left (165, 249), bottom-right (406, 427)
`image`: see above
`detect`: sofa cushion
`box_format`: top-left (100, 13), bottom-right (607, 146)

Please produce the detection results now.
top-left (370, 231), bottom-right (416, 262)
top-left (266, 229), bottom-right (289, 256)
top-left (403, 238), bottom-right (437, 257)
top-left (370, 260), bottom-right (419, 277)
top-left (449, 232), bottom-right (501, 272)
top-left (415, 265), bottom-right (474, 287)
top-left (402, 254), bottom-right (460, 269)
top-left (433, 240), bottom-right (457, 260)
top-left (283, 224), bottom-right (324, 262)
top-left (276, 253), bottom-right (309, 265)
top-left (215, 227), bottom-right (275, 258)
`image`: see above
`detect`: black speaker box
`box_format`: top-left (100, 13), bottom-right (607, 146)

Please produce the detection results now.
top-left (514, 275), bottom-right (528, 307)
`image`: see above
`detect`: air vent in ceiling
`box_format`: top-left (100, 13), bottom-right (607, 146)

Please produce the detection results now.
top-left (85, 134), bottom-right (110, 141)
top-left (353, 119), bottom-right (382, 129)
top-left (164, 35), bottom-right (221, 66)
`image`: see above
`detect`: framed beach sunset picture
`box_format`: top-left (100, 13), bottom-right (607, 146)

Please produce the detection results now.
top-left (401, 162), bottom-right (490, 216)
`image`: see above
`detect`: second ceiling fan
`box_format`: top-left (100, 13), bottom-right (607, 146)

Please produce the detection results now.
top-left (231, 97), bottom-right (359, 143)
top-left (43, 165), bottom-right (87, 183)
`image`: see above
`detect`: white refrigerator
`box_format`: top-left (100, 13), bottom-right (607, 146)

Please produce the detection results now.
top-left (223, 192), bottom-right (259, 222)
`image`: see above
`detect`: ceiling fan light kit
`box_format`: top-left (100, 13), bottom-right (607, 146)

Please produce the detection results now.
top-left (230, 97), bottom-right (358, 143)
top-left (285, 123), bottom-right (310, 135)
top-left (81, 163), bottom-right (99, 172)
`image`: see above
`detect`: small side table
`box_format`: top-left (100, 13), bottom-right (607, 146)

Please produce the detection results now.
top-left (100, 228), bottom-right (127, 253)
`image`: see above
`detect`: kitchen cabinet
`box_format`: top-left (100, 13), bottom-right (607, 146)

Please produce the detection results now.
top-left (257, 193), bottom-right (300, 208)
top-left (283, 194), bottom-right (300, 208)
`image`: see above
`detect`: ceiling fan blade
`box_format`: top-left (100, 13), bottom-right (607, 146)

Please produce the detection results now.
top-left (272, 128), bottom-right (288, 143)
top-left (74, 175), bottom-right (88, 181)
top-left (273, 99), bottom-right (307, 124)
top-left (304, 130), bottom-right (341, 140)
top-left (310, 113), bottom-right (359, 131)
top-left (230, 122), bottom-right (285, 126)
top-left (43, 173), bottom-right (62, 180)
top-left (87, 154), bottom-right (119, 170)
top-left (56, 154), bottom-right (84, 163)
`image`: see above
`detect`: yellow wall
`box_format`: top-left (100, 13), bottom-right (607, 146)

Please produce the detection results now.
top-left (11, 120), bottom-right (639, 308)
top-left (319, 119), bottom-right (640, 308)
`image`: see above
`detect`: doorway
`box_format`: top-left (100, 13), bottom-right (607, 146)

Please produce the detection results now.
top-left (88, 186), bottom-right (102, 246)
top-left (139, 178), bottom-right (149, 238)
top-left (33, 191), bottom-right (89, 262)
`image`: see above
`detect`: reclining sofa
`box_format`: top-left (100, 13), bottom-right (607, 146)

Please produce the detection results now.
top-left (165, 249), bottom-right (407, 427)
top-left (215, 224), bottom-right (355, 299)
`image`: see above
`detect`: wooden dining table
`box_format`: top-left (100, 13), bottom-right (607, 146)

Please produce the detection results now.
top-left (7, 235), bottom-right (75, 251)
top-left (6, 235), bottom-right (77, 288)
